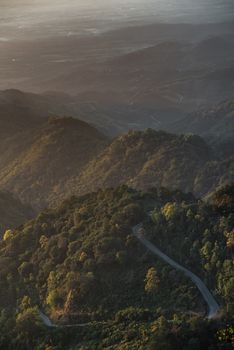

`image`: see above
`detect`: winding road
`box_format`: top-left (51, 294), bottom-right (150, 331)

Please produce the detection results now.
top-left (40, 221), bottom-right (220, 327)
top-left (132, 223), bottom-right (220, 319)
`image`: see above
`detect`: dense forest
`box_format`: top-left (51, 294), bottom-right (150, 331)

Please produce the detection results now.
top-left (0, 185), bottom-right (233, 349)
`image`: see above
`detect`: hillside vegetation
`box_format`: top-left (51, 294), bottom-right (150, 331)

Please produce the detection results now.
top-left (63, 129), bottom-right (232, 201)
top-left (0, 116), bottom-right (108, 209)
top-left (0, 186), bottom-right (233, 349)
top-left (0, 121), bottom-right (232, 210)
top-left (147, 184), bottom-right (234, 313)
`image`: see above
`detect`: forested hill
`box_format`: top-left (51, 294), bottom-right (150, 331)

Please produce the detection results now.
top-left (62, 129), bottom-right (233, 201)
top-left (0, 185), bottom-right (233, 349)
top-left (0, 124), bottom-right (232, 210)
top-left (0, 116), bottom-right (109, 209)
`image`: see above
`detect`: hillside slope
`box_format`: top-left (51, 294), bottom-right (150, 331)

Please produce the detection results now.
top-left (0, 117), bottom-right (108, 209)
top-left (62, 129), bottom-right (232, 200)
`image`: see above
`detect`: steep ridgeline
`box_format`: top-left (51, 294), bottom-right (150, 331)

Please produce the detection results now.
top-left (0, 186), bottom-right (232, 349)
top-left (171, 98), bottom-right (234, 156)
top-left (63, 129), bottom-right (232, 200)
top-left (0, 191), bottom-right (34, 235)
top-left (0, 117), bottom-right (109, 209)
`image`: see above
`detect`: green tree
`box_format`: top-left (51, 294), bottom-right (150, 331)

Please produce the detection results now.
top-left (16, 307), bottom-right (44, 348)
top-left (145, 267), bottom-right (160, 294)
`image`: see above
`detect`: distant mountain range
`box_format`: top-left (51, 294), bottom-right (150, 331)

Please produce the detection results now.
top-left (1, 20), bottom-right (234, 131)
top-left (30, 37), bottom-right (233, 144)
top-left (0, 90), bottom-right (232, 209)
top-left (38, 34), bottom-right (234, 123)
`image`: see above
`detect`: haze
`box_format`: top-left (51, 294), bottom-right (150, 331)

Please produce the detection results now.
top-left (1, 0), bottom-right (234, 106)
top-left (1, 0), bottom-right (234, 41)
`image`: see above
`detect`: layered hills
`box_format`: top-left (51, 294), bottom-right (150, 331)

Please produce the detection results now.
top-left (1, 89), bottom-right (234, 143)
top-left (0, 88), bottom-right (119, 137)
top-left (2, 19), bottom-right (234, 125)
top-left (0, 91), bottom-right (232, 210)
top-left (45, 35), bottom-right (234, 122)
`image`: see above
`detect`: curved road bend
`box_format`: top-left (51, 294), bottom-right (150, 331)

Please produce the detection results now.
top-left (39, 311), bottom-right (92, 328)
top-left (39, 311), bottom-right (57, 327)
top-left (132, 223), bottom-right (220, 319)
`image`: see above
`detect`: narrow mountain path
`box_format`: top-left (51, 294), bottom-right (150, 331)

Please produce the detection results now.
top-left (132, 223), bottom-right (220, 319)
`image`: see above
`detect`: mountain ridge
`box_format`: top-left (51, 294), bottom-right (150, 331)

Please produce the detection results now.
top-left (60, 129), bottom-right (231, 202)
